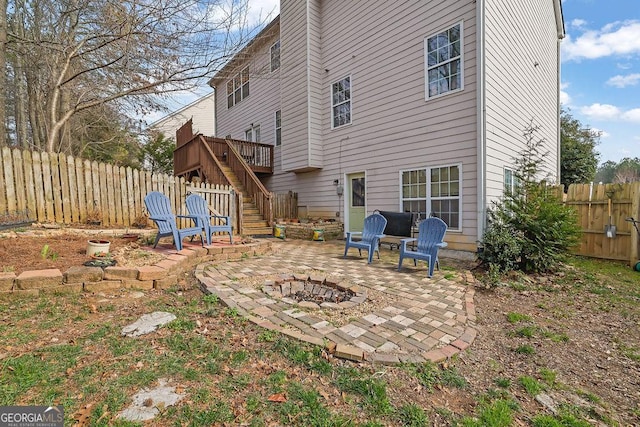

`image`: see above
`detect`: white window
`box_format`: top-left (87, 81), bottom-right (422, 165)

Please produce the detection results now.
top-left (401, 165), bottom-right (461, 230)
top-left (245, 125), bottom-right (260, 142)
top-left (331, 76), bottom-right (351, 128)
top-left (425, 22), bottom-right (463, 99)
top-left (504, 168), bottom-right (520, 194)
top-left (270, 40), bottom-right (280, 72)
top-left (227, 67), bottom-right (250, 108)
top-left (275, 110), bottom-right (281, 146)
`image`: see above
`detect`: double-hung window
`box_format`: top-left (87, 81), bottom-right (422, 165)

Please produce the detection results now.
top-left (425, 22), bottom-right (463, 99)
top-left (245, 125), bottom-right (260, 142)
top-left (227, 67), bottom-right (250, 108)
top-left (504, 168), bottom-right (520, 195)
top-left (331, 76), bottom-right (351, 128)
top-left (401, 165), bottom-right (461, 230)
top-left (270, 40), bottom-right (280, 72)
top-left (275, 110), bottom-right (282, 146)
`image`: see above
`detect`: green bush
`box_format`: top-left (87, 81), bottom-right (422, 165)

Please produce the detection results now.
top-left (479, 123), bottom-right (581, 274)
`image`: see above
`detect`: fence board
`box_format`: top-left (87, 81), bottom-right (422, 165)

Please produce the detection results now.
top-left (12, 149), bottom-right (26, 215)
top-left (31, 151), bottom-right (45, 221)
top-left (113, 166), bottom-right (124, 225)
top-left (59, 154), bottom-right (72, 223)
top-left (0, 147), bottom-right (6, 215)
top-left (3, 147), bottom-right (17, 215)
top-left (66, 156), bottom-right (79, 223)
top-left (75, 158), bottom-right (86, 223)
top-left (41, 152), bottom-right (55, 222)
top-left (22, 150), bottom-right (37, 221)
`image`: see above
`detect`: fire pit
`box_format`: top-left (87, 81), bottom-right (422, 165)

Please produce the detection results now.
top-left (262, 274), bottom-right (367, 309)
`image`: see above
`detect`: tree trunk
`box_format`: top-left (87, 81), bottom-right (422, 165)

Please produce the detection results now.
top-left (0, 0), bottom-right (7, 147)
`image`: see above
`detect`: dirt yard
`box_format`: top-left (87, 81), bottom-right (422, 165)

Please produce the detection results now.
top-left (0, 228), bottom-right (164, 274)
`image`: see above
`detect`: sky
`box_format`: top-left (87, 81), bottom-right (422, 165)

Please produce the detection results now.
top-left (152, 0), bottom-right (639, 165)
top-left (560, 0), bottom-right (640, 164)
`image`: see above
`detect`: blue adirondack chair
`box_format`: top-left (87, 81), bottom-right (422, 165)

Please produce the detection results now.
top-left (398, 217), bottom-right (448, 277)
top-left (144, 191), bottom-right (204, 251)
top-left (185, 193), bottom-right (233, 245)
top-left (343, 213), bottom-right (387, 263)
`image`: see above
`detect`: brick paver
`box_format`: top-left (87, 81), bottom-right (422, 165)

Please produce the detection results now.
top-left (195, 239), bottom-right (477, 364)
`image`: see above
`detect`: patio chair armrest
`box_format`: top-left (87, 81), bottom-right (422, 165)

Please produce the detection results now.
top-left (176, 214), bottom-right (199, 220)
top-left (375, 234), bottom-right (386, 239)
top-left (211, 215), bottom-right (231, 223)
top-left (148, 216), bottom-right (170, 223)
top-left (436, 242), bottom-right (448, 248)
top-left (399, 237), bottom-right (416, 249)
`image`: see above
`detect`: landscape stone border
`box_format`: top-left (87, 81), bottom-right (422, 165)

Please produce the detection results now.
top-left (262, 274), bottom-right (367, 310)
top-left (0, 240), bottom-right (273, 297)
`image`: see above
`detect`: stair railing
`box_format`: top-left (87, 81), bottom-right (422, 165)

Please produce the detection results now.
top-left (222, 140), bottom-right (273, 226)
top-left (198, 137), bottom-right (245, 233)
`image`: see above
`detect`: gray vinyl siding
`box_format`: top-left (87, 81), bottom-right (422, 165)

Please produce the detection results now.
top-left (484, 0), bottom-right (560, 202)
top-left (151, 93), bottom-right (215, 139)
top-left (211, 0), bottom-right (560, 253)
top-left (280, 0), bottom-right (320, 171)
top-left (267, 0), bottom-right (479, 251)
top-left (213, 30), bottom-right (281, 154)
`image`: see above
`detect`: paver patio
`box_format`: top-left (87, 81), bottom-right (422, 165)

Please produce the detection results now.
top-left (195, 239), bottom-right (477, 364)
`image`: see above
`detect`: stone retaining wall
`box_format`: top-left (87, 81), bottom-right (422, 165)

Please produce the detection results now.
top-left (0, 241), bottom-right (273, 297)
top-left (275, 221), bottom-right (343, 241)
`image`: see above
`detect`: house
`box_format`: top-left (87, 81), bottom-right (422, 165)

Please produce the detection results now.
top-left (203, 0), bottom-right (565, 253)
top-left (150, 92), bottom-right (216, 140)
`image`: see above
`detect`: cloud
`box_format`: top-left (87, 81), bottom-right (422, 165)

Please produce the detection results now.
top-left (580, 103), bottom-right (621, 120)
top-left (622, 108), bottom-right (640, 122)
top-left (560, 90), bottom-right (571, 106)
top-left (210, 0), bottom-right (279, 33)
top-left (570, 19), bottom-right (587, 29)
top-left (607, 73), bottom-right (640, 88)
top-left (562, 20), bottom-right (640, 61)
top-left (590, 127), bottom-right (610, 138)
top-left (580, 103), bottom-right (640, 123)
top-left (247, 0), bottom-right (279, 25)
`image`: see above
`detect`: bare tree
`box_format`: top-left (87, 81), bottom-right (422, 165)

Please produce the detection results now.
top-left (5, 0), bottom-right (259, 152)
top-left (0, 0), bottom-right (6, 146)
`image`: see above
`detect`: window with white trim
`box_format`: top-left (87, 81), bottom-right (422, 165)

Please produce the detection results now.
top-left (425, 22), bottom-right (463, 99)
top-left (270, 40), bottom-right (280, 72)
top-left (331, 76), bottom-right (351, 128)
top-left (275, 110), bottom-right (282, 146)
top-left (504, 168), bottom-right (520, 195)
top-left (227, 67), bottom-right (250, 108)
top-left (401, 165), bottom-right (461, 230)
top-left (245, 125), bottom-right (260, 142)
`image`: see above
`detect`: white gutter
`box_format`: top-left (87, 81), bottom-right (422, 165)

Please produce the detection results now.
top-left (554, 0), bottom-right (565, 181)
top-left (476, 0), bottom-right (487, 245)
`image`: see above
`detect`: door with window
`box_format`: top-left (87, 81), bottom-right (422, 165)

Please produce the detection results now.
top-left (347, 172), bottom-right (366, 232)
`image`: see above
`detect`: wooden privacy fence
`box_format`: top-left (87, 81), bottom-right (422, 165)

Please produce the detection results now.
top-left (565, 182), bottom-right (640, 264)
top-left (272, 191), bottom-right (298, 220)
top-left (0, 147), bottom-right (234, 228)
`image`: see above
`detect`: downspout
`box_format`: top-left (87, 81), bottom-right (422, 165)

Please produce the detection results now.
top-left (554, 0), bottom-right (566, 181)
top-left (476, 0), bottom-right (487, 247)
top-left (213, 87), bottom-right (218, 137)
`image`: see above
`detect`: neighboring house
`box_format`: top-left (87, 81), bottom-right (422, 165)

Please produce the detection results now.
top-left (207, 0), bottom-right (565, 253)
top-left (150, 92), bottom-right (216, 140)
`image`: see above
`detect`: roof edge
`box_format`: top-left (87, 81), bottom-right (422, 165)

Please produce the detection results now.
top-left (208, 15), bottom-right (280, 88)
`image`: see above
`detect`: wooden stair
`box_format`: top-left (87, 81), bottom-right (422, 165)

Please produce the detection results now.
top-left (219, 162), bottom-right (273, 236)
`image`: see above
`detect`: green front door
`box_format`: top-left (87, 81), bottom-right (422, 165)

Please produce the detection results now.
top-left (347, 172), bottom-right (365, 232)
